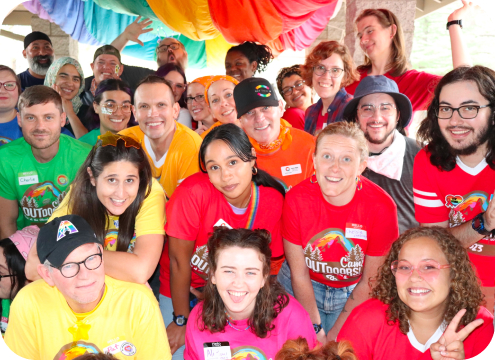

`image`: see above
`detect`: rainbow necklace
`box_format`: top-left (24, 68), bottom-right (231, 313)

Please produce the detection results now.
top-left (245, 182), bottom-right (260, 229)
top-left (225, 312), bottom-right (251, 331)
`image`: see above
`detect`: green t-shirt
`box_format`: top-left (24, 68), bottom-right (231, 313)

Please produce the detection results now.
top-left (78, 128), bottom-right (100, 146)
top-left (0, 135), bottom-right (92, 229)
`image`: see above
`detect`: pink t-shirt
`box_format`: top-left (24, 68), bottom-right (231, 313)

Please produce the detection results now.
top-left (338, 298), bottom-right (494, 360)
top-left (184, 295), bottom-right (317, 360)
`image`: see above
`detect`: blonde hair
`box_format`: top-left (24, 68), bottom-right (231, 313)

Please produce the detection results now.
top-left (315, 121), bottom-right (368, 162)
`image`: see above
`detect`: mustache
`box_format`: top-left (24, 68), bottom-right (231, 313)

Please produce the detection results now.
top-left (446, 126), bottom-right (473, 131)
top-left (31, 131), bottom-right (50, 135)
top-left (33, 55), bottom-right (52, 62)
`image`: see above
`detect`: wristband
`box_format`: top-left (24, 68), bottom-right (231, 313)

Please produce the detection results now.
top-left (446, 20), bottom-right (462, 30)
top-left (472, 212), bottom-right (491, 236)
top-left (313, 323), bottom-right (322, 334)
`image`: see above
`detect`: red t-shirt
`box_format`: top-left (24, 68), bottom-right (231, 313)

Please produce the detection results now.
top-left (346, 69), bottom-right (441, 112)
top-left (159, 172), bottom-right (284, 297)
top-left (282, 108), bottom-right (306, 130)
top-left (315, 109), bottom-right (329, 131)
top-left (413, 149), bottom-right (495, 286)
top-left (338, 299), bottom-right (494, 360)
top-left (254, 128), bottom-right (315, 192)
top-left (283, 177), bottom-right (399, 288)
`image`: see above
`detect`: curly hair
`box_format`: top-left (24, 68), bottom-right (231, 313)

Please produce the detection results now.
top-left (355, 9), bottom-right (409, 77)
top-left (276, 337), bottom-right (357, 360)
top-left (417, 65), bottom-right (495, 171)
top-left (302, 41), bottom-right (359, 89)
top-left (371, 227), bottom-right (484, 335)
top-left (227, 42), bottom-right (274, 74)
top-left (200, 227), bottom-right (289, 338)
top-left (276, 65), bottom-right (303, 98)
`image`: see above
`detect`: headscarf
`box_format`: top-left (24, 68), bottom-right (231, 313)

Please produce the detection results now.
top-left (203, 75), bottom-right (239, 106)
top-left (44, 57), bottom-right (85, 114)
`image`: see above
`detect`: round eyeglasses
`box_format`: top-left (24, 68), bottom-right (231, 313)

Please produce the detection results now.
top-left (51, 248), bottom-right (103, 278)
top-left (157, 43), bottom-right (180, 53)
top-left (100, 102), bottom-right (132, 115)
top-left (313, 65), bottom-right (344, 78)
top-left (436, 104), bottom-right (491, 120)
top-left (358, 103), bottom-right (397, 118)
top-left (0, 81), bottom-right (17, 91)
top-left (281, 80), bottom-right (305, 96)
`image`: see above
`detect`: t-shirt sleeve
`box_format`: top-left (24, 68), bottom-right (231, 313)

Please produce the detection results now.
top-left (366, 194), bottom-right (399, 256)
top-left (184, 306), bottom-right (201, 360)
top-left (0, 157), bottom-right (16, 200)
top-left (399, 71), bottom-right (441, 111)
top-left (413, 150), bottom-right (448, 224)
top-left (285, 298), bottom-right (318, 348)
top-left (337, 304), bottom-right (374, 360)
top-left (135, 179), bottom-right (166, 237)
top-left (282, 192), bottom-right (302, 245)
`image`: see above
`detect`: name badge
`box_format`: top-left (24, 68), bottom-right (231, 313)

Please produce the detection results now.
top-left (18, 171), bottom-right (39, 186)
top-left (345, 223), bottom-right (367, 241)
top-left (214, 219), bottom-right (233, 229)
top-left (204, 342), bottom-right (231, 360)
top-left (281, 164), bottom-right (302, 176)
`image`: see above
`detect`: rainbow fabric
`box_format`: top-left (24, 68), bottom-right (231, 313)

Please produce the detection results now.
top-left (245, 182), bottom-right (260, 230)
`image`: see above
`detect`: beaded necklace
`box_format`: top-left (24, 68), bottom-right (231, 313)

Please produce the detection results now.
top-left (225, 312), bottom-right (251, 331)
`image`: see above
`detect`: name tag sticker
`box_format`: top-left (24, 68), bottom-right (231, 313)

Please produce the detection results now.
top-left (213, 219), bottom-right (233, 229)
top-left (345, 223), bottom-right (367, 241)
top-left (103, 340), bottom-right (125, 355)
top-left (18, 171), bottom-right (38, 186)
top-left (204, 342), bottom-right (231, 360)
top-left (281, 164), bottom-right (302, 176)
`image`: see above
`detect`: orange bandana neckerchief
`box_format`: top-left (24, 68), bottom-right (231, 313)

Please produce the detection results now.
top-left (249, 123), bottom-right (293, 154)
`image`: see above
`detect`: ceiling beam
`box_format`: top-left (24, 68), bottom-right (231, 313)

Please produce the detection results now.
top-left (0, 29), bottom-right (24, 42)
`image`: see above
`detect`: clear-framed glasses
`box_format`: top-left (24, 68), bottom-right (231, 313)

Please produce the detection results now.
top-left (51, 247), bottom-right (103, 278)
top-left (157, 43), bottom-right (180, 53)
top-left (0, 273), bottom-right (15, 280)
top-left (0, 81), bottom-right (17, 91)
top-left (313, 65), bottom-right (344, 78)
top-left (281, 80), bottom-right (306, 96)
top-left (186, 94), bottom-right (206, 104)
top-left (436, 104), bottom-right (491, 120)
top-left (391, 260), bottom-right (450, 280)
top-left (100, 102), bottom-right (132, 115)
top-left (358, 103), bottom-right (397, 118)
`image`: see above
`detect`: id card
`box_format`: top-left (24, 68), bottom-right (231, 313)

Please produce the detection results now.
top-left (345, 223), bottom-right (367, 240)
top-left (203, 342), bottom-right (231, 360)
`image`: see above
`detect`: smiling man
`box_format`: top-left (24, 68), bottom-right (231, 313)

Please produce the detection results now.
top-left (4, 215), bottom-right (170, 359)
top-left (415, 65), bottom-right (495, 313)
top-left (119, 75), bottom-right (201, 198)
top-left (18, 32), bottom-right (54, 90)
top-left (343, 75), bottom-right (419, 234)
top-left (0, 86), bottom-right (91, 238)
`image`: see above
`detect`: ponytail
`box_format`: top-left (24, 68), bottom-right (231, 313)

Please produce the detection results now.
top-left (253, 168), bottom-right (285, 197)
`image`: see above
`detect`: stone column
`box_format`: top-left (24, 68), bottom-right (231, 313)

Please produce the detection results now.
top-left (344, 0), bottom-right (416, 66)
top-left (306, 0), bottom-right (347, 54)
top-left (31, 16), bottom-right (78, 60)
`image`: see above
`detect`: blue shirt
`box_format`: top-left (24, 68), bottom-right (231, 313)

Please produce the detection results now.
top-left (17, 69), bottom-right (45, 91)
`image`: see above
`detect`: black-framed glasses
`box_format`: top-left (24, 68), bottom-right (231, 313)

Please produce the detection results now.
top-left (313, 65), bottom-right (344, 78)
top-left (281, 80), bottom-right (305, 96)
top-left (157, 43), bottom-right (180, 53)
top-left (186, 94), bottom-right (206, 104)
top-left (0, 274), bottom-right (15, 280)
top-left (436, 104), bottom-right (491, 120)
top-left (51, 248), bottom-right (103, 278)
top-left (0, 81), bottom-right (17, 91)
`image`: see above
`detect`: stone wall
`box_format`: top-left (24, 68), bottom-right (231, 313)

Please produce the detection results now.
top-left (31, 16), bottom-right (78, 60)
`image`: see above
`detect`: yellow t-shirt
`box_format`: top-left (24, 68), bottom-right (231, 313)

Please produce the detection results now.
top-left (49, 179), bottom-right (166, 252)
top-left (4, 276), bottom-right (171, 360)
top-left (119, 123), bottom-right (202, 198)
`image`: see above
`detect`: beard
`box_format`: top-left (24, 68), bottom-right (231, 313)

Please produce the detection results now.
top-left (28, 55), bottom-right (54, 76)
top-left (447, 122), bottom-right (491, 156)
top-left (364, 126), bottom-right (395, 145)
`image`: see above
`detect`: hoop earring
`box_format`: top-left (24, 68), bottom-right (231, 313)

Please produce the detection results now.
top-left (252, 166), bottom-right (258, 175)
top-left (310, 170), bottom-right (318, 184)
top-left (355, 176), bottom-right (362, 191)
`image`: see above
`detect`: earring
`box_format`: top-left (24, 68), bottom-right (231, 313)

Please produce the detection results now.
top-left (355, 176), bottom-right (362, 191)
top-left (310, 170), bottom-right (318, 184)
top-left (252, 166), bottom-right (258, 175)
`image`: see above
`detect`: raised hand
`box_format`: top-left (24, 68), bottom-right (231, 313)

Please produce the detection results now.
top-left (448, 0), bottom-right (481, 22)
top-left (124, 16), bottom-right (154, 46)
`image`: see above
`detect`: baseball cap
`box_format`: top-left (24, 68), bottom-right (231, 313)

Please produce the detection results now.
top-left (24, 31), bottom-right (52, 50)
top-left (93, 45), bottom-right (121, 63)
top-left (234, 77), bottom-right (279, 118)
top-left (37, 215), bottom-right (102, 268)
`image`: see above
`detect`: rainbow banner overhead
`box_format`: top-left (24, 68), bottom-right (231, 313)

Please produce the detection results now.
top-left (22, 0), bottom-right (342, 68)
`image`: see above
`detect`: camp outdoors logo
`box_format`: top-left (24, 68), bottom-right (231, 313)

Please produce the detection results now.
top-left (20, 181), bottom-right (66, 223)
top-left (191, 244), bottom-right (209, 280)
top-left (305, 229), bottom-right (364, 282)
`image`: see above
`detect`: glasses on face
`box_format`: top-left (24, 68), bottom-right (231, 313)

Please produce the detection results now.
top-left (436, 104), bottom-right (491, 120)
top-left (281, 80), bottom-right (305, 96)
top-left (391, 260), bottom-right (450, 280)
top-left (51, 248), bottom-right (103, 278)
top-left (157, 43), bottom-right (180, 53)
top-left (0, 273), bottom-right (15, 280)
top-left (100, 102), bottom-right (132, 115)
top-left (97, 132), bottom-right (141, 150)
top-left (186, 94), bottom-right (206, 104)
top-left (313, 65), bottom-right (344, 78)
top-left (358, 103), bottom-right (397, 118)
top-left (0, 81), bottom-right (17, 91)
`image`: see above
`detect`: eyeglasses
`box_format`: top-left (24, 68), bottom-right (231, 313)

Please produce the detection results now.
top-left (313, 65), bottom-right (344, 78)
top-left (0, 81), bottom-right (17, 91)
top-left (0, 273), bottom-right (15, 280)
top-left (281, 80), bottom-right (305, 96)
top-left (391, 260), bottom-right (450, 280)
top-left (97, 132), bottom-right (141, 150)
top-left (51, 248), bottom-right (103, 278)
top-left (100, 102), bottom-right (132, 115)
top-left (358, 103), bottom-right (397, 118)
top-left (436, 104), bottom-right (491, 120)
top-left (157, 43), bottom-right (181, 53)
top-left (186, 94), bottom-right (206, 104)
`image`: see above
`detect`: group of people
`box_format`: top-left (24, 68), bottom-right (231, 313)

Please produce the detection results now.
top-left (0, 2), bottom-right (494, 360)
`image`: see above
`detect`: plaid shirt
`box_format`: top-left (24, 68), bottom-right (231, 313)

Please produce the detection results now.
top-left (303, 88), bottom-right (353, 135)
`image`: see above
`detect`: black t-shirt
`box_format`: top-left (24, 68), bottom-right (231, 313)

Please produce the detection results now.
top-left (84, 64), bottom-right (154, 92)
top-left (17, 69), bottom-right (45, 91)
top-left (362, 136), bottom-right (420, 234)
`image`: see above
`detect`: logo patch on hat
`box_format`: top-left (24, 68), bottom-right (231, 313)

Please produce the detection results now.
top-left (255, 85), bottom-right (272, 97)
top-left (57, 220), bottom-right (78, 241)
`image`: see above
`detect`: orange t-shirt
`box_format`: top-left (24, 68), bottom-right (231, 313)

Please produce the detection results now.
top-left (200, 121), bottom-right (221, 139)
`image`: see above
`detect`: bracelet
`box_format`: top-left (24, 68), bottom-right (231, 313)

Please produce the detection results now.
top-left (446, 20), bottom-right (462, 30)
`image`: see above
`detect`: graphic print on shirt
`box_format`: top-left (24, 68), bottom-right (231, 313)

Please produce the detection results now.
top-left (191, 244), bottom-right (209, 280)
top-left (0, 136), bottom-right (11, 145)
top-left (305, 228), bottom-right (365, 283)
top-left (54, 341), bottom-right (101, 359)
top-left (231, 345), bottom-right (268, 360)
top-left (20, 181), bottom-right (66, 224)
top-left (103, 220), bottom-right (137, 252)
